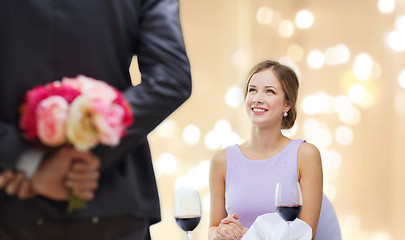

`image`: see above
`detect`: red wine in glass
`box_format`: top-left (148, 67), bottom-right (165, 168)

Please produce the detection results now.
top-left (174, 188), bottom-right (201, 240)
top-left (275, 182), bottom-right (303, 240)
top-left (175, 215), bottom-right (201, 232)
top-left (276, 204), bottom-right (302, 222)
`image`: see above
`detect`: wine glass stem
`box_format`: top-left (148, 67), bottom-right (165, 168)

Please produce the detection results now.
top-left (187, 231), bottom-right (192, 240)
top-left (288, 222), bottom-right (292, 240)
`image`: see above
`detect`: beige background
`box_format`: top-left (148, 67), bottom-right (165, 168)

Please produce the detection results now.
top-left (130, 0), bottom-right (405, 239)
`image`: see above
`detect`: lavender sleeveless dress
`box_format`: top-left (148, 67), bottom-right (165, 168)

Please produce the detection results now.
top-left (225, 139), bottom-right (341, 240)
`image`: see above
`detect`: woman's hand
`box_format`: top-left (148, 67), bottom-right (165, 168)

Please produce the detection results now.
top-left (211, 226), bottom-right (231, 240)
top-left (213, 213), bottom-right (247, 240)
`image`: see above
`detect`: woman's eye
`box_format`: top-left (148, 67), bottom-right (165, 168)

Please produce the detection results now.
top-left (248, 88), bottom-right (256, 93)
top-left (267, 89), bottom-right (275, 94)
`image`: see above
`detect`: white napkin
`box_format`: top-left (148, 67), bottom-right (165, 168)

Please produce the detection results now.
top-left (242, 213), bottom-right (312, 240)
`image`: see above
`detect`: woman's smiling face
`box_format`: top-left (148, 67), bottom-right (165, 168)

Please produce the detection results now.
top-left (245, 69), bottom-right (290, 128)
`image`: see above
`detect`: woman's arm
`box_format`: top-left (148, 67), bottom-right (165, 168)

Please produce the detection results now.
top-left (208, 149), bottom-right (248, 240)
top-left (297, 142), bottom-right (323, 240)
top-left (208, 149), bottom-right (230, 240)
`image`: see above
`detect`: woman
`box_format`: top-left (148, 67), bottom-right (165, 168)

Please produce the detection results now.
top-left (208, 60), bottom-right (341, 240)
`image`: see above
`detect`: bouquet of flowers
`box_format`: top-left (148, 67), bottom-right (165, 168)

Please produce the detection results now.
top-left (19, 75), bottom-right (134, 212)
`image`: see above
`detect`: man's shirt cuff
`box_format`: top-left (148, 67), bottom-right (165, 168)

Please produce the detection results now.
top-left (16, 149), bottom-right (44, 178)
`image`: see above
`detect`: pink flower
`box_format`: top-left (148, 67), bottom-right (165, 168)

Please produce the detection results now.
top-left (19, 82), bottom-right (80, 139)
top-left (113, 90), bottom-right (134, 128)
top-left (45, 81), bottom-right (81, 103)
top-left (36, 96), bottom-right (69, 146)
top-left (62, 75), bottom-right (117, 102)
top-left (20, 85), bottom-right (48, 139)
top-left (91, 99), bottom-right (125, 146)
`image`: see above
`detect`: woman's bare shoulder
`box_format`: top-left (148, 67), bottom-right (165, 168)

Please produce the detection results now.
top-left (297, 141), bottom-right (323, 183)
top-left (298, 141), bottom-right (321, 160)
top-left (209, 148), bottom-right (228, 181)
top-left (211, 148), bottom-right (227, 167)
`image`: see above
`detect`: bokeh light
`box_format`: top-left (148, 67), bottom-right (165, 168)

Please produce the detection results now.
top-left (278, 19), bottom-right (294, 38)
top-left (287, 44), bottom-right (304, 62)
top-left (156, 153), bottom-right (178, 176)
top-left (325, 44), bottom-right (351, 66)
top-left (334, 95), bottom-right (361, 125)
top-left (348, 84), bottom-right (367, 105)
top-left (174, 160), bottom-right (210, 190)
top-left (371, 61), bottom-right (382, 80)
top-left (334, 44), bottom-right (351, 64)
top-left (335, 126), bottom-right (354, 146)
top-left (395, 15), bottom-right (405, 31)
top-left (214, 120), bottom-right (232, 136)
top-left (232, 48), bottom-right (249, 67)
top-left (281, 122), bottom-right (298, 138)
top-left (204, 130), bottom-right (222, 150)
top-left (154, 119), bottom-right (177, 139)
top-left (372, 232), bottom-right (392, 240)
top-left (395, 94), bottom-right (405, 113)
top-left (225, 86), bottom-right (244, 108)
top-left (324, 182), bottom-right (337, 200)
top-left (182, 124), bottom-right (201, 145)
top-left (204, 120), bottom-right (241, 150)
top-left (256, 6), bottom-right (274, 25)
top-left (356, 90), bottom-right (375, 109)
top-left (378, 0), bottom-right (395, 13)
top-left (398, 69), bottom-right (405, 88)
top-left (387, 30), bottom-right (405, 52)
top-left (342, 215), bottom-right (362, 235)
top-left (303, 118), bottom-right (333, 148)
top-left (324, 47), bottom-right (338, 66)
top-left (301, 92), bottom-right (334, 115)
top-left (295, 10), bottom-right (314, 29)
top-left (307, 50), bottom-right (325, 69)
top-left (353, 53), bottom-right (373, 80)
top-left (322, 149), bottom-right (342, 170)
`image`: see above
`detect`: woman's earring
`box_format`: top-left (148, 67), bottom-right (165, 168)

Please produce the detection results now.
top-left (283, 112), bottom-right (288, 117)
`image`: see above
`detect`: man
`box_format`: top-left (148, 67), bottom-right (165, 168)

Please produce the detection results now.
top-left (0, 0), bottom-right (191, 239)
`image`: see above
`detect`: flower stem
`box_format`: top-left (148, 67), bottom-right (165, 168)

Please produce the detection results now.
top-left (67, 192), bottom-right (86, 213)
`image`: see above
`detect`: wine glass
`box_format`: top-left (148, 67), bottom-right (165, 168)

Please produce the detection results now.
top-left (275, 181), bottom-right (303, 240)
top-left (174, 188), bottom-right (202, 240)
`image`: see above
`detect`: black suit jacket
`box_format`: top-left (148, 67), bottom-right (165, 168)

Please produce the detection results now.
top-left (0, 0), bottom-right (191, 226)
